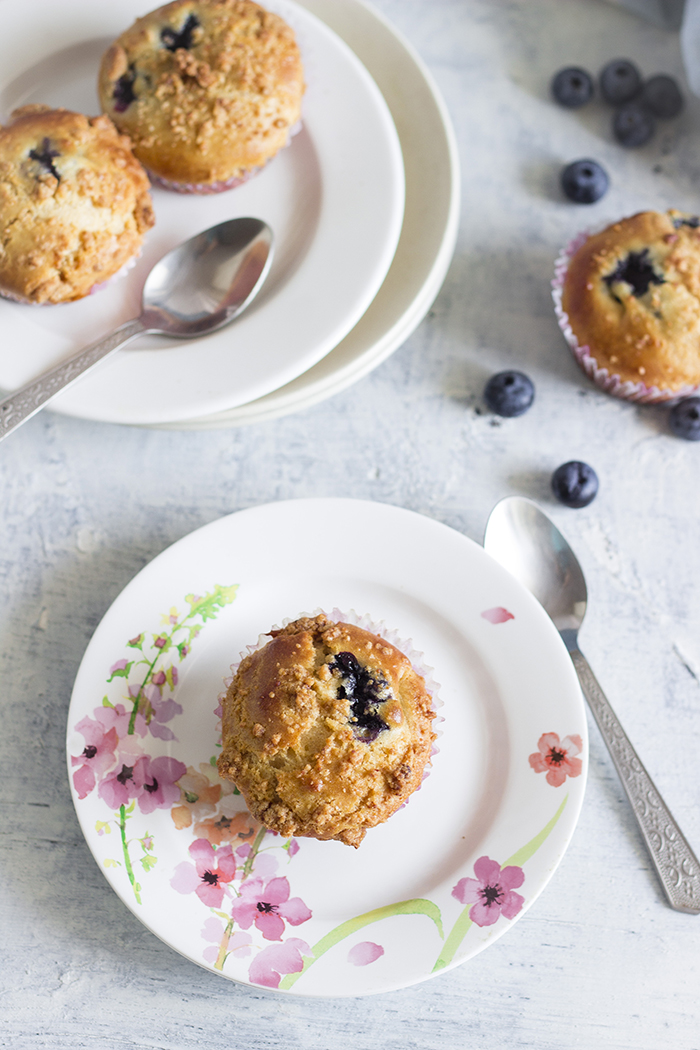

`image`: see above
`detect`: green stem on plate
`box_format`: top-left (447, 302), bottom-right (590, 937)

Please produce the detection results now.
top-left (215, 919), bottom-right (234, 971)
top-left (127, 652), bottom-right (161, 735)
top-left (241, 825), bottom-right (267, 881)
top-left (504, 794), bottom-right (568, 869)
top-left (119, 804), bottom-right (141, 904)
top-left (279, 898), bottom-right (443, 991)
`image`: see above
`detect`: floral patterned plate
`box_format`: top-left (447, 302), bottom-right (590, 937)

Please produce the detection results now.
top-left (66, 498), bottom-right (587, 997)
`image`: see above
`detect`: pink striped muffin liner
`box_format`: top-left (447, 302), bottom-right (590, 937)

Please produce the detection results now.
top-left (552, 229), bottom-right (700, 404)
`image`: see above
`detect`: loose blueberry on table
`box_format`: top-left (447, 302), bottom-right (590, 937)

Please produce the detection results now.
top-left (484, 371), bottom-right (535, 417)
top-left (551, 461), bottom-right (599, 508)
top-left (599, 58), bottom-right (642, 105)
top-left (669, 398), bottom-right (700, 441)
top-left (551, 67), bottom-right (594, 108)
top-left (330, 651), bottom-right (390, 742)
top-left (613, 104), bottom-right (655, 147)
top-left (561, 159), bottom-right (608, 204)
top-left (641, 74), bottom-right (683, 119)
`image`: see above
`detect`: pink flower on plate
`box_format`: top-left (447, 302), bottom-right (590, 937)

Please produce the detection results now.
top-left (481, 607), bottom-right (515, 624)
top-left (348, 942), bottom-right (384, 966)
top-left (97, 746), bottom-right (147, 810)
top-left (452, 856), bottom-right (525, 927)
top-left (171, 839), bottom-right (237, 908)
top-left (529, 732), bottom-right (583, 787)
top-left (230, 876), bottom-right (312, 941)
top-left (200, 917), bottom-right (253, 965)
top-left (248, 938), bottom-right (310, 989)
top-left (137, 755), bottom-right (187, 814)
top-left (71, 717), bottom-right (119, 799)
top-left (94, 702), bottom-right (147, 739)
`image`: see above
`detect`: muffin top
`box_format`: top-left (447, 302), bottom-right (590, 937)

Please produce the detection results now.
top-left (217, 615), bottom-right (436, 848)
top-left (0, 105), bottom-right (154, 304)
top-left (98, 0), bottom-right (305, 186)
top-left (561, 209), bottom-right (700, 392)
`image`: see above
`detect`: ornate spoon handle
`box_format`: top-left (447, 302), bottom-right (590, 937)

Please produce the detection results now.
top-left (0, 317), bottom-right (145, 442)
top-left (570, 646), bottom-right (700, 914)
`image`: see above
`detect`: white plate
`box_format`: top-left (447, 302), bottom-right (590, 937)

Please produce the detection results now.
top-left (158, 0), bottom-right (461, 429)
top-left (0, 0), bottom-right (404, 424)
top-left (66, 499), bottom-right (587, 997)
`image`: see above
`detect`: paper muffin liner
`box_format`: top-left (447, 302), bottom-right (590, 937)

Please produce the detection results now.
top-left (552, 229), bottom-right (700, 404)
top-left (150, 121), bottom-right (303, 195)
top-left (0, 249), bottom-right (140, 306)
top-left (216, 608), bottom-right (443, 795)
top-left (148, 168), bottom-right (261, 195)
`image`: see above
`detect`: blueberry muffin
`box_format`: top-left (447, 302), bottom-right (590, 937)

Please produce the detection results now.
top-left (0, 105), bottom-right (154, 304)
top-left (98, 0), bottom-right (304, 193)
top-left (217, 615), bottom-right (436, 848)
top-left (556, 210), bottom-right (700, 400)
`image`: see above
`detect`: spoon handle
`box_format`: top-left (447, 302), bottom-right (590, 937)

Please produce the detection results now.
top-left (570, 646), bottom-right (700, 914)
top-left (0, 317), bottom-right (145, 442)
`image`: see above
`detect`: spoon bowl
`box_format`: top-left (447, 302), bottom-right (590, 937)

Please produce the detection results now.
top-left (484, 495), bottom-right (700, 914)
top-left (484, 496), bottom-right (587, 635)
top-left (0, 217), bottom-right (274, 440)
top-left (141, 217), bottom-right (273, 336)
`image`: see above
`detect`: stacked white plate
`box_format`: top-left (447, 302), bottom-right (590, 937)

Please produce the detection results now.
top-left (0, 0), bottom-right (459, 428)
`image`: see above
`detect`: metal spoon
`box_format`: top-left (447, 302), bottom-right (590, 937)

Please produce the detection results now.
top-left (0, 217), bottom-right (273, 441)
top-left (484, 495), bottom-right (700, 914)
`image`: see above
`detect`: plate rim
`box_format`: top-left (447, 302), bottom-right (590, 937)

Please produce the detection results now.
top-left (66, 497), bottom-right (588, 997)
top-left (138, 0), bottom-right (463, 429)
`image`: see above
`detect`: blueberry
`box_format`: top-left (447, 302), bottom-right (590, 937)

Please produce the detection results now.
top-left (161, 13), bottom-right (200, 51)
top-left (28, 138), bottom-right (61, 181)
top-left (669, 398), bottom-right (700, 440)
top-left (113, 70), bottom-right (137, 112)
top-left (561, 159), bottom-right (609, 204)
top-left (484, 371), bottom-right (535, 417)
top-left (613, 105), bottom-right (655, 147)
top-left (551, 67), bottom-right (594, 108)
top-left (330, 651), bottom-right (390, 742)
top-left (600, 59), bottom-right (642, 105)
top-left (641, 74), bottom-right (684, 119)
top-left (603, 249), bottom-right (663, 298)
top-left (552, 461), bottom-right (599, 508)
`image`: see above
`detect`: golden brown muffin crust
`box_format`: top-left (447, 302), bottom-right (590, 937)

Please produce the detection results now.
top-left (561, 210), bottom-right (700, 391)
top-left (0, 105), bottom-right (154, 304)
top-left (98, 0), bottom-right (305, 186)
top-left (217, 615), bottom-right (436, 847)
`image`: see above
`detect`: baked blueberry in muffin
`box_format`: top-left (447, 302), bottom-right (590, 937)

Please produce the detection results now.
top-left (556, 210), bottom-right (700, 399)
top-left (217, 615), bottom-right (436, 847)
top-left (98, 0), bottom-right (305, 193)
top-left (0, 105), bottom-right (154, 304)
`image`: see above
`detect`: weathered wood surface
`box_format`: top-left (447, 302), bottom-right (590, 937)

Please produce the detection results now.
top-left (2, 0), bottom-right (700, 1046)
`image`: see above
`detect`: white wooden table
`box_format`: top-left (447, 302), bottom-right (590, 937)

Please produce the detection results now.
top-left (2, 0), bottom-right (700, 1045)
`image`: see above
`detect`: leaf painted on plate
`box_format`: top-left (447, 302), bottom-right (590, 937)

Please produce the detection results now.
top-left (278, 899), bottom-right (444, 990)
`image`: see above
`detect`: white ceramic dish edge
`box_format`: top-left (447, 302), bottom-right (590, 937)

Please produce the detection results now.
top-left (151, 0), bottom-right (461, 429)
